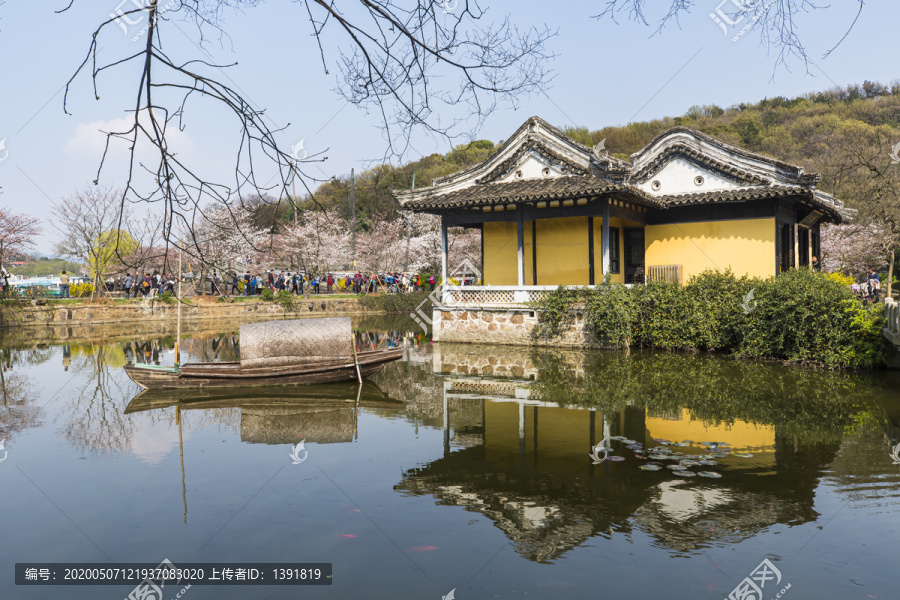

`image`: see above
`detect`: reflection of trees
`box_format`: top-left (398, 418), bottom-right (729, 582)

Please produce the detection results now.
top-left (388, 343), bottom-right (899, 560)
top-left (58, 343), bottom-right (137, 453)
top-left (0, 349), bottom-right (43, 444)
top-left (181, 331), bottom-right (240, 363)
top-left (1, 345), bottom-right (55, 368)
top-left (531, 349), bottom-right (883, 443)
top-left (824, 423), bottom-right (900, 512)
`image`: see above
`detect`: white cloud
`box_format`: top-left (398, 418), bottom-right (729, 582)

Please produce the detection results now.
top-left (64, 112), bottom-right (193, 161)
top-left (129, 416), bottom-right (190, 465)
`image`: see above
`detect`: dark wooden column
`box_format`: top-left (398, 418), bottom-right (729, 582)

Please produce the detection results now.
top-left (601, 199), bottom-right (611, 278)
top-left (441, 216), bottom-right (448, 288)
top-left (516, 210), bottom-right (525, 286)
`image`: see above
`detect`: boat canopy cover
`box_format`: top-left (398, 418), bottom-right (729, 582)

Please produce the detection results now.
top-left (239, 317), bottom-right (353, 369)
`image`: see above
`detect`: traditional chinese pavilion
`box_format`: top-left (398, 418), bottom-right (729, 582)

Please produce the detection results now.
top-left (394, 116), bottom-right (853, 343)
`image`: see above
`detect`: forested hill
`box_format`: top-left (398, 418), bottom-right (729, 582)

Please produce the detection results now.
top-left (294, 81), bottom-right (900, 228)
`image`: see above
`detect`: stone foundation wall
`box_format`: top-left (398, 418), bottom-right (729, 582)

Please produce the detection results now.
top-left (432, 307), bottom-right (598, 348)
top-left (4, 297), bottom-right (371, 328)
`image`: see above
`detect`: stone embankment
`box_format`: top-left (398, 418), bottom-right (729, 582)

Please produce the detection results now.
top-left (7, 297), bottom-right (373, 328)
top-left (432, 308), bottom-right (599, 348)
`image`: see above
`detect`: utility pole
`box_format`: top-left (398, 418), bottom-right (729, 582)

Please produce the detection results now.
top-left (404, 172), bottom-right (416, 272)
top-left (350, 168), bottom-right (356, 268)
top-left (290, 161), bottom-right (298, 228)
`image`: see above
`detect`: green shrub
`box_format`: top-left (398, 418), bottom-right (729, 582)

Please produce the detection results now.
top-left (734, 268), bottom-right (889, 368)
top-left (583, 281), bottom-right (637, 347)
top-left (531, 286), bottom-right (585, 338)
top-left (158, 291), bottom-right (176, 305)
top-left (534, 269), bottom-right (891, 369)
top-left (275, 290), bottom-right (295, 310)
top-left (261, 287), bottom-right (275, 301)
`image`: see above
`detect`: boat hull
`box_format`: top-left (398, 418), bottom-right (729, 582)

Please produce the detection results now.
top-left (123, 348), bottom-right (404, 389)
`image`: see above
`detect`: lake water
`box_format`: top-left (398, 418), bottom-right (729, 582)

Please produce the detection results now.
top-left (1, 316), bottom-right (899, 600)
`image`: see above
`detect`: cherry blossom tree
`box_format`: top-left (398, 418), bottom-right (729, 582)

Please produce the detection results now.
top-left (820, 223), bottom-right (892, 280)
top-left (448, 227), bottom-right (482, 277)
top-left (192, 204), bottom-right (270, 291)
top-left (272, 209), bottom-right (480, 277)
top-left (0, 208), bottom-right (42, 271)
top-left (275, 208), bottom-right (350, 274)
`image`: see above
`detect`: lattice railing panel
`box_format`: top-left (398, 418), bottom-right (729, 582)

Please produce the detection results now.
top-left (446, 289), bottom-right (516, 305)
top-left (526, 290), bottom-right (554, 303)
top-left (449, 380), bottom-right (521, 397)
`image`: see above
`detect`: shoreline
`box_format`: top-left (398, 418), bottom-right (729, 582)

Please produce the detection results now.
top-left (1, 295), bottom-right (377, 328)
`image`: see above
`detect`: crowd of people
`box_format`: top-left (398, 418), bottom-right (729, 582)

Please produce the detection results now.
top-left (104, 269), bottom-right (443, 298)
top-left (116, 272), bottom-right (176, 298)
top-left (225, 270), bottom-right (440, 296)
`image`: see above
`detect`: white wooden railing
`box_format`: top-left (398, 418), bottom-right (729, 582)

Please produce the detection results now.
top-left (441, 285), bottom-right (565, 307)
top-left (884, 298), bottom-right (900, 345)
top-left (439, 285), bottom-right (642, 308)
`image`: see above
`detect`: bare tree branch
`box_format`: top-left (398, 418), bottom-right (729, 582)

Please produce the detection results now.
top-left (61, 0), bottom-right (555, 269)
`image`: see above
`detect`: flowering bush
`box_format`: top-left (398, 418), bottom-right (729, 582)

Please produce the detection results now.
top-left (69, 282), bottom-right (94, 298)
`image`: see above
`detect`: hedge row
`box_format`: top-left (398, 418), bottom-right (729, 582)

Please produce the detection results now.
top-left (533, 269), bottom-right (891, 369)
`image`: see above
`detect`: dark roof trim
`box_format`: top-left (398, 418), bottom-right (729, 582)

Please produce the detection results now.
top-left (635, 126), bottom-right (805, 179)
top-left (402, 176), bottom-right (665, 211)
top-left (630, 143), bottom-right (770, 187)
top-left (475, 138), bottom-right (589, 185)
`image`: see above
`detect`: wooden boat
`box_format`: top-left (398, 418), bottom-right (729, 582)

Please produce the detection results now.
top-left (124, 347), bottom-right (403, 389)
top-left (123, 315), bottom-right (403, 389)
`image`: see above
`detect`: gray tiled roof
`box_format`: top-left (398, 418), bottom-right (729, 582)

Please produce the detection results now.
top-left (402, 177), bottom-right (665, 211)
top-left (395, 118), bottom-right (853, 223)
top-left (661, 186), bottom-right (856, 221)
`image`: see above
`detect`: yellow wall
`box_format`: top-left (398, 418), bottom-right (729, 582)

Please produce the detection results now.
top-left (645, 408), bottom-right (775, 469)
top-left (644, 218), bottom-right (775, 282)
top-left (535, 216), bottom-right (590, 285)
top-left (483, 221), bottom-right (519, 285)
top-left (482, 215), bottom-right (646, 286)
top-left (480, 402), bottom-right (774, 472)
top-left (483, 402), bottom-right (595, 475)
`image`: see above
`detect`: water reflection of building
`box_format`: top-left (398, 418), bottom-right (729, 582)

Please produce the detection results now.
top-left (392, 345), bottom-right (844, 561)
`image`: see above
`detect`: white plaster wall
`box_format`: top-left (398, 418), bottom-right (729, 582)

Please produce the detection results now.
top-left (498, 151), bottom-right (563, 183)
top-left (636, 157), bottom-right (744, 196)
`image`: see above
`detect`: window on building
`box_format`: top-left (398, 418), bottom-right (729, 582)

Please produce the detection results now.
top-left (776, 221), bottom-right (794, 274)
top-left (798, 227), bottom-right (810, 267)
top-left (624, 228), bottom-right (645, 284)
top-left (609, 228), bottom-right (620, 274)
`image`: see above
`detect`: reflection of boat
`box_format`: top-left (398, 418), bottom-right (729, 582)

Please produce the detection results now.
top-left (124, 381), bottom-right (401, 414)
top-left (124, 380), bottom-right (400, 523)
top-left (123, 317), bottom-right (403, 389)
top-left (126, 381), bottom-right (403, 444)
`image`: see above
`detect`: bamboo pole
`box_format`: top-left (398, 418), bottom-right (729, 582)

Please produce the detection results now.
top-left (351, 337), bottom-right (363, 384)
top-left (175, 241), bottom-right (183, 368)
top-left (177, 406), bottom-right (187, 524)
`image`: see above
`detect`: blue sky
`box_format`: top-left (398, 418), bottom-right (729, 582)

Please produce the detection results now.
top-left (0, 0), bottom-right (896, 254)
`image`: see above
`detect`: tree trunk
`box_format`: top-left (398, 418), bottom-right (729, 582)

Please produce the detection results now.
top-left (888, 247), bottom-right (895, 299)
